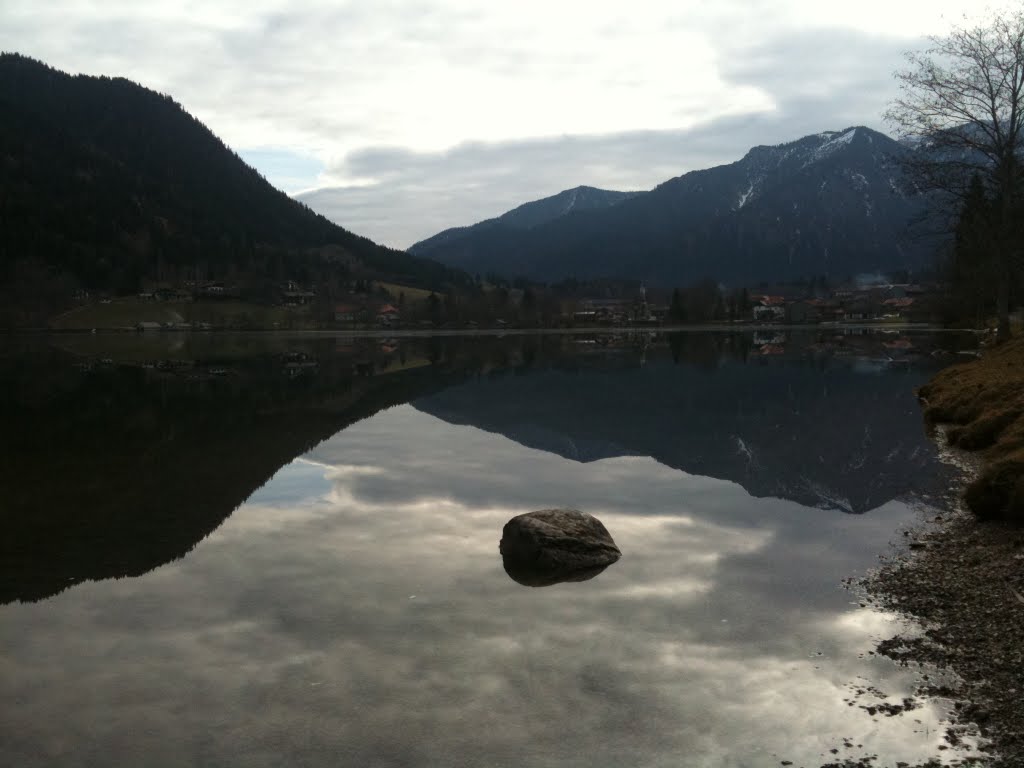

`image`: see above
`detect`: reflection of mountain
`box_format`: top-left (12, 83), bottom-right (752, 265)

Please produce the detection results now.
top-left (413, 341), bottom-right (950, 514)
top-left (496, 423), bottom-right (639, 463)
top-left (0, 338), bottom-right (491, 604)
top-left (3, 332), bottom-right (960, 604)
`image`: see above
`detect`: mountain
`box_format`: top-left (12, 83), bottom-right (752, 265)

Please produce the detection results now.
top-left (0, 54), bottom-right (467, 323)
top-left (408, 127), bottom-right (937, 286)
top-left (409, 185), bottom-right (640, 258)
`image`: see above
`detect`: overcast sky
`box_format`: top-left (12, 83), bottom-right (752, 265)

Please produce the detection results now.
top-left (1, 1), bottom-right (1001, 249)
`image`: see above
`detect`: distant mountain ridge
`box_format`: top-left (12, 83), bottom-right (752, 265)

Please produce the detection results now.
top-left (409, 185), bottom-right (640, 257)
top-left (0, 53), bottom-right (466, 324)
top-left (409, 127), bottom-right (937, 286)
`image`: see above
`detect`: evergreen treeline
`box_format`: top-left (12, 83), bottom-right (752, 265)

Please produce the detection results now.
top-left (0, 53), bottom-right (469, 325)
top-left (946, 170), bottom-right (1024, 328)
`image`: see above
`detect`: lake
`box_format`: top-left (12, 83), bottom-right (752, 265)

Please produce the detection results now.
top-left (0, 330), bottom-right (982, 767)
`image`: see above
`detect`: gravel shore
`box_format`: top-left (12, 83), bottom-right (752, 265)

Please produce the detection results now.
top-left (862, 500), bottom-right (1024, 767)
top-left (856, 336), bottom-right (1024, 767)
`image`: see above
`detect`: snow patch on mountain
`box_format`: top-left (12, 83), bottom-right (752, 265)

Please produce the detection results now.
top-left (845, 170), bottom-right (869, 191)
top-left (830, 127), bottom-right (858, 148)
top-left (735, 181), bottom-right (756, 210)
top-left (807, 128), bottom-right (858, 165)
top-left (561, 187), bottom-right (579, 215)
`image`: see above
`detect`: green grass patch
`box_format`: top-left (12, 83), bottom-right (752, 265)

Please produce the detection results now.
top-left (377, 282), bottom-right (433, 302)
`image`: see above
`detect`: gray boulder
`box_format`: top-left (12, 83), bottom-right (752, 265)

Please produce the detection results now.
top-left (499, 508), bottom-right (621, 587)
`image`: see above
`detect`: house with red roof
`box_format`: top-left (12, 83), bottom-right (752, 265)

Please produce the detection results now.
top-left (376, 304), bottom-right (401, 325)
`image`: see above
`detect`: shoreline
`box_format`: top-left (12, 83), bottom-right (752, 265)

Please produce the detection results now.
top-left (3, 322), bottom-right (977, 339)
top-left (863, 500), bottom-right (1024, 766)
top-left (861, 338), bottom-right (1024, 767)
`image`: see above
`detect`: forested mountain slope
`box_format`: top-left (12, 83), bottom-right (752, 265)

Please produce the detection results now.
top-left (0, 54), bottom-right (466, 323)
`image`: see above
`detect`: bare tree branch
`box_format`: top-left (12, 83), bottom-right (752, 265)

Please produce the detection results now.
top-left (886, 8), bottom-right (1024, 340)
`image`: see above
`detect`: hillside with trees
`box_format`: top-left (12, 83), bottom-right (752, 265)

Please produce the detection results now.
top-left (0, 54), bottom-right (469, 327)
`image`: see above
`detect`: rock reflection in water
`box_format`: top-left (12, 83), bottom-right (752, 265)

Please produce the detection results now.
top-left (499, 508), bottom-right (621, 587)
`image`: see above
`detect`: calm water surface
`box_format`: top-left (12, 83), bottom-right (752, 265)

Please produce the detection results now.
top-left (0, 331), bottom-right (981, 766)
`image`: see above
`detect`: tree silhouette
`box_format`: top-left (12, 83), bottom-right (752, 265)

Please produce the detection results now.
top-left (886, 8), bottom-right (1024, 339)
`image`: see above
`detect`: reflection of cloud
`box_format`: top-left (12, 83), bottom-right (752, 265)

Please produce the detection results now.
top-left (0, 406), bottom-right (969, 766)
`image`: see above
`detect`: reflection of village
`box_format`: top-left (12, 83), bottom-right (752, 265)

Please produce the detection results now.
top-left (569, 327), bottom-right (978, 369)
top-left (64, 335), bottom-right (484, 385)
top-left (63, 322), bottom-right (979, 393)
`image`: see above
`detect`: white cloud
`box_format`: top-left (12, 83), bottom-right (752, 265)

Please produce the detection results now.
top-left (2, 0), bottom-right (1011, 245)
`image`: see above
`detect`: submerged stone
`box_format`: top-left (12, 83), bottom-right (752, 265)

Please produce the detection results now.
top-left (499, 508), bottom-right (621, 587)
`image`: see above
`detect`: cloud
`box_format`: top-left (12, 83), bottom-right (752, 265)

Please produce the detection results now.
top-left (298, 130), bottom-right (721, 248)
top-left (0, 1), bottom-right (991, 246)
top-left (717, 27), bottom-right (911, 126)
top-left (296, 25), bottom-right (925, 248)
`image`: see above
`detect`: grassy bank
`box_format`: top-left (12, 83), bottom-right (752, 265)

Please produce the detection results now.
top-left (919, 334), bottom-right (1024, 523)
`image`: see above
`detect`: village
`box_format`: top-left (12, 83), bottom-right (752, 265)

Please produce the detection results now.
top-left (569, 281), bottom-right (936, 326)
top-left (97, 275), bottom-right (949, 333)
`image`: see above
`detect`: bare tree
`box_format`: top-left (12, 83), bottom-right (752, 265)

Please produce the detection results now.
top-left (886, 7), bottom-right (1024, 339)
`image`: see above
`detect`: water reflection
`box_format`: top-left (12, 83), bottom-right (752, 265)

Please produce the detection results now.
top-left (415, 331), bottom-right (964, 514)
top-left (0, 334), bottom-right (508, 603)
top-left (1, 404), bottom-right (972, 767)
top-left (0, 330), bottom-right (981, 766)
top-left (0, 330), bottom-right (971, 604)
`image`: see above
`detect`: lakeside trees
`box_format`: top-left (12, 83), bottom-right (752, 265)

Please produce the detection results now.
top-left (887, 8), bottom-right (1024, 339)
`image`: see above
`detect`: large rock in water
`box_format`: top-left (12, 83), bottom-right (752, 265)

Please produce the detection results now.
top-left (499, 509), bottom-right (621, 587)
